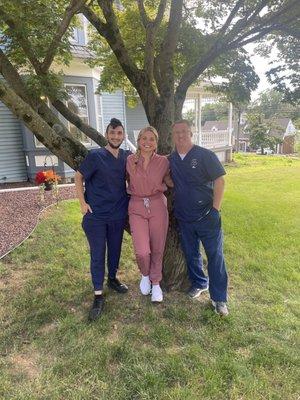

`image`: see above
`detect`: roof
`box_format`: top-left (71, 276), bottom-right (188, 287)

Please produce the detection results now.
top-left (203, 120), bottom-right (228, 131)
top-left (270, 118), bottom-right (290, 129)
top-left (268, 118), bottom-right (291, 139)
top-left (238, 118), bottom-right (294, 141)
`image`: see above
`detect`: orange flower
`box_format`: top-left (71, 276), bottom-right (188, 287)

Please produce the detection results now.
top-left (45, 169), bottom-right (61, 183)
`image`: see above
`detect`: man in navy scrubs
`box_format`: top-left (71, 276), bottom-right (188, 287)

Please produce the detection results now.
top-left (169, 120), bottom-right (228, 316)
top-left (75, 118), bottom-right (130, 321)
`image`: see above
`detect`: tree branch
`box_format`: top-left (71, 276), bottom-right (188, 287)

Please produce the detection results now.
top-left (227, 8), bottom-right (300, 50)
top-left (174, 49), bottom-right (219, 116)
top-left (136, 0), bottom-right (167, 85)
top-left (229, 26), bottom-right (276, 49)
top-left (217, 0), bottom-right (245, 37)
top-left (159, 0), bottom-right (183, 67)
top-left (0, 78), bottom-right (87, 169)
top-left (0, 48), bottom-right (106, 147)
top-left (0, 6), bottom-right (107, 145)
top-left (40, 0), bottom-right (88, 73)
top-left (82, 3), bottom-right (144, 92)
top-left (224, 0), bottom-right (269, 41)
top-left (151, 0), bottom-right (168, 29)
top-left (226, 0), bottom-right (299, 47)
top-left (51, 99), bottom-right (107, 146)
top-left (0, 49), bottom-right (32, 104)
top-left (155, 0), bottom-right (184, 96)
top-left (136, 0), bottom-right (167, 28)
top-left (136, 0), bottom-right (149, 28)
top-left (275, 24), bottom-right (300, 39)
top-left (175, 0), bottom-right (300, 107)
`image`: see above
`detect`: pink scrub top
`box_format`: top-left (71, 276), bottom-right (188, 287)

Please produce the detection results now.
top-left (126, 153), bottom-right (169, 197)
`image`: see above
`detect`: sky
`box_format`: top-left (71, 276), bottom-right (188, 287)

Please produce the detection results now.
top-left (246, 44), bottom-right (278, 100)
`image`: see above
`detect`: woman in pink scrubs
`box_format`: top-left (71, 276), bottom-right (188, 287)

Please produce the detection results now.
top-left (126, 127), bottom-right (171, 302)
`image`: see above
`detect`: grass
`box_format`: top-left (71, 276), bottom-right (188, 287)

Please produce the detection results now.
top-left (0, 154), bottom-right (300, 400)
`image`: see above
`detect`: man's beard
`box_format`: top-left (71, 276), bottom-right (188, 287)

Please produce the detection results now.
top-left (108, 140), bottom-right (122, 149)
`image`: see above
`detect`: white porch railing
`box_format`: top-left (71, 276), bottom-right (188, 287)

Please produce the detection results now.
top-left (124, 134), bottom-right (137, 152)
top-left (125, 129), bottom-right (231, 152)
top-left (194, 130), bottom-right (231, 149)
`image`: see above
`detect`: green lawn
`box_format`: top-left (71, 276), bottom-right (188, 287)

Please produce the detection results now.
top-left (1, 154), bottom-right (299, 400)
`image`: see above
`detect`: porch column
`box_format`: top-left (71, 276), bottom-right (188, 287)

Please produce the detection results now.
top-left (196, 94), bottom-right (202, 146)
top-left (228, 102), bottom-right (233, 146)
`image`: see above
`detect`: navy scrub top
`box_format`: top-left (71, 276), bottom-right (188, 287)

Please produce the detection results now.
top-left (78, 148), bottom-right (130, 221)
top-left (169, 145), bottom-right (226, 222)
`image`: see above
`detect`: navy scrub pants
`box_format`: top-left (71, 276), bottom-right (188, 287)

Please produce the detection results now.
top-left (177, 208), bottom-right (228, 302)
top-left (82, 216), bottom-right (126, 291)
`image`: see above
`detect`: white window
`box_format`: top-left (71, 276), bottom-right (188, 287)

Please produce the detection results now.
top-left (65, 84), bottom-right (92, 144)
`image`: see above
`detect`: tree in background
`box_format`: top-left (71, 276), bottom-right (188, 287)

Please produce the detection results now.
top-left (266, 36), bottom-right (299, 105)
top-left (246, 112), bottom-right (282, 153)
top-left (1, 0), bottom-right (299, 287)
top-left (200, 103), bottom-right (229, 126)
top-left (251, 89), bottom-right (300, 120)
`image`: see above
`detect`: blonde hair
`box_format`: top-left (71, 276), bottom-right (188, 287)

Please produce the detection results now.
top-left (134, 126), bottom-right (159, 168)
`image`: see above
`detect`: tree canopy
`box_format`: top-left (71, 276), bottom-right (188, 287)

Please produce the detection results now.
top-left (250, 88), bottom-right (300, 120)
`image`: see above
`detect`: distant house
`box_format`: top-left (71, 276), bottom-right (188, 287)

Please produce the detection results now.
top-left (268, 118), bottom-right (297, 154)
top-left (202, 120), bottom-right (232, 132)
top-left (234, 118), bottom-right (297, 154)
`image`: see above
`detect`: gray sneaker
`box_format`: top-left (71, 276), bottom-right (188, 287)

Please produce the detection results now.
top-left (212, 301), bottom-right (229, 316)
top-left (187, 285), bottom-right (209, 299)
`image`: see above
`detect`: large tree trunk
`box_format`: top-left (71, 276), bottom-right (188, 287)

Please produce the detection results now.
top-left (162, 192), bottom-right (190, 291)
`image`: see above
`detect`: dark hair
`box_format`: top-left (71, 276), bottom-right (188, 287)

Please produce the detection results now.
top-left (105, 118), bottom-right (124, 134)
top-left (172, 119), bottom-right (192, 129)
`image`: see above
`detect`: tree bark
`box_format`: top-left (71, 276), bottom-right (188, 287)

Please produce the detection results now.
top-left (162, 192), bottom-right (190, 290)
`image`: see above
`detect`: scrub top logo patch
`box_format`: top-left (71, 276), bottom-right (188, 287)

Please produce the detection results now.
top-left (191, 159), bottom-right (198, 169)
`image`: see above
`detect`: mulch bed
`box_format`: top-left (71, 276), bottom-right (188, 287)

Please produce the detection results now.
top-left (0, 186), bottom-right (77, 258)
top-left (0, 182), bottom-right (36, 190)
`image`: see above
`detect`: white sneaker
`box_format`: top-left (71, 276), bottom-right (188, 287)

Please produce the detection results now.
top-left (151, 284), bottom-right (163, 303)
top-left (140, 275), bottom-right (151, 295)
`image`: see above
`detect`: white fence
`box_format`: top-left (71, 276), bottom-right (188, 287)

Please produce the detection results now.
top-left (193, 130), bottom-right (231, 149)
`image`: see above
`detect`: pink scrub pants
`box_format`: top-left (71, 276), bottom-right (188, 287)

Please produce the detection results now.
top-left (129, 193), bottom-right (169, 284)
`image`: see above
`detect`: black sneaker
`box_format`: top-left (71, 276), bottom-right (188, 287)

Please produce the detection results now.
top-left (107, 277), bottom-right (128, 294)
top-left (88, 296), bottom-right (104, 321)
top-left (187, 285), bottom-right (209, 299)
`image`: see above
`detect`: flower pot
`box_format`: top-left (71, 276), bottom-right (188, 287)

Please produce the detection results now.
top-left (44, 182), bottom-right (53, 191)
